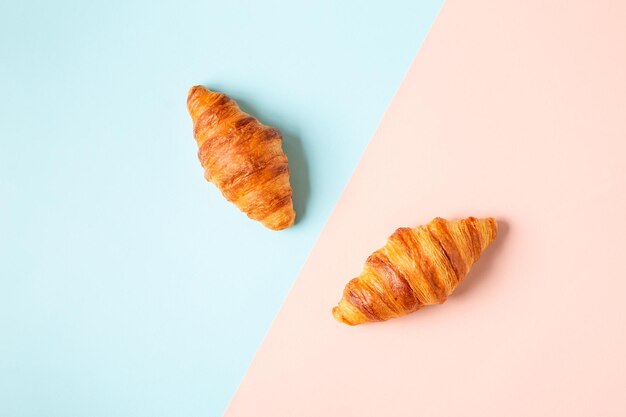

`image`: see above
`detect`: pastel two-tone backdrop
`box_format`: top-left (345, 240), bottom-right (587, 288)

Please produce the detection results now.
top-left (3, 0), bottom-right (626, 417)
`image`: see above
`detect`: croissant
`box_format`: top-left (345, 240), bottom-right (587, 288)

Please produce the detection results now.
top-left (187, 86), bottom-right (296, 230)
top-left (333, 217), bottom-right (498, 325)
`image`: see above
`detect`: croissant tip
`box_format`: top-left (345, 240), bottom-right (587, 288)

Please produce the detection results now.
top-left (187, 86), bottom-right (206, 119)
top-left (332, 306), bottom-right (350, 325)
top-left (265, 220), bottom-right (294, 231)
top-left (332, 305), bottom-right (364, 326)
top-left (484, 217), bottom-right (498, 239)
top-left (187, 85), bottom-right (205, 100)
top-left (261, 204), bottom-right (296, 231)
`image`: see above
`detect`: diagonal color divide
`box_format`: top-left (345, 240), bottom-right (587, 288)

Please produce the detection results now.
top-left (225, 0), bottom-right (626, 415)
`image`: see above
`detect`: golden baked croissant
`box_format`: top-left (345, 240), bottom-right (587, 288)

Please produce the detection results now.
top-left (333, 217), bottom-right (497, 325)
top-left (187, 86), bottom-right (296, 230)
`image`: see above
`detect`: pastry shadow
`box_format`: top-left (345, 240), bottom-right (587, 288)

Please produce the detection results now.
top-left (280, 132), bottom-right (309, 225)
top-left (227, 94), bottom-right (310, 226)
top-left (453, 219), bottom-right (510, 298)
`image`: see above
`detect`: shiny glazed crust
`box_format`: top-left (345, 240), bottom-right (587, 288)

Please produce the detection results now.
top-left (333, 217), bottom-right (497, 325)
top-left (187, 86), bottom-right (296, 230)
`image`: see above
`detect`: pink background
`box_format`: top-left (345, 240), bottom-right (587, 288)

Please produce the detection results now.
top-left (226, 0), bottom-right (626, 415)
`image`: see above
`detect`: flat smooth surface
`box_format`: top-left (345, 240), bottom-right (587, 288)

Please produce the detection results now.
top-left (226, 0), bottom-right (626, 415)
top-left (0, 1), bottom-right (443, 416)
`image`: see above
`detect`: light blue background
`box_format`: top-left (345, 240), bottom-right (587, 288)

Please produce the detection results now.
top-left (0, 1), bottom-right (442, 415)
